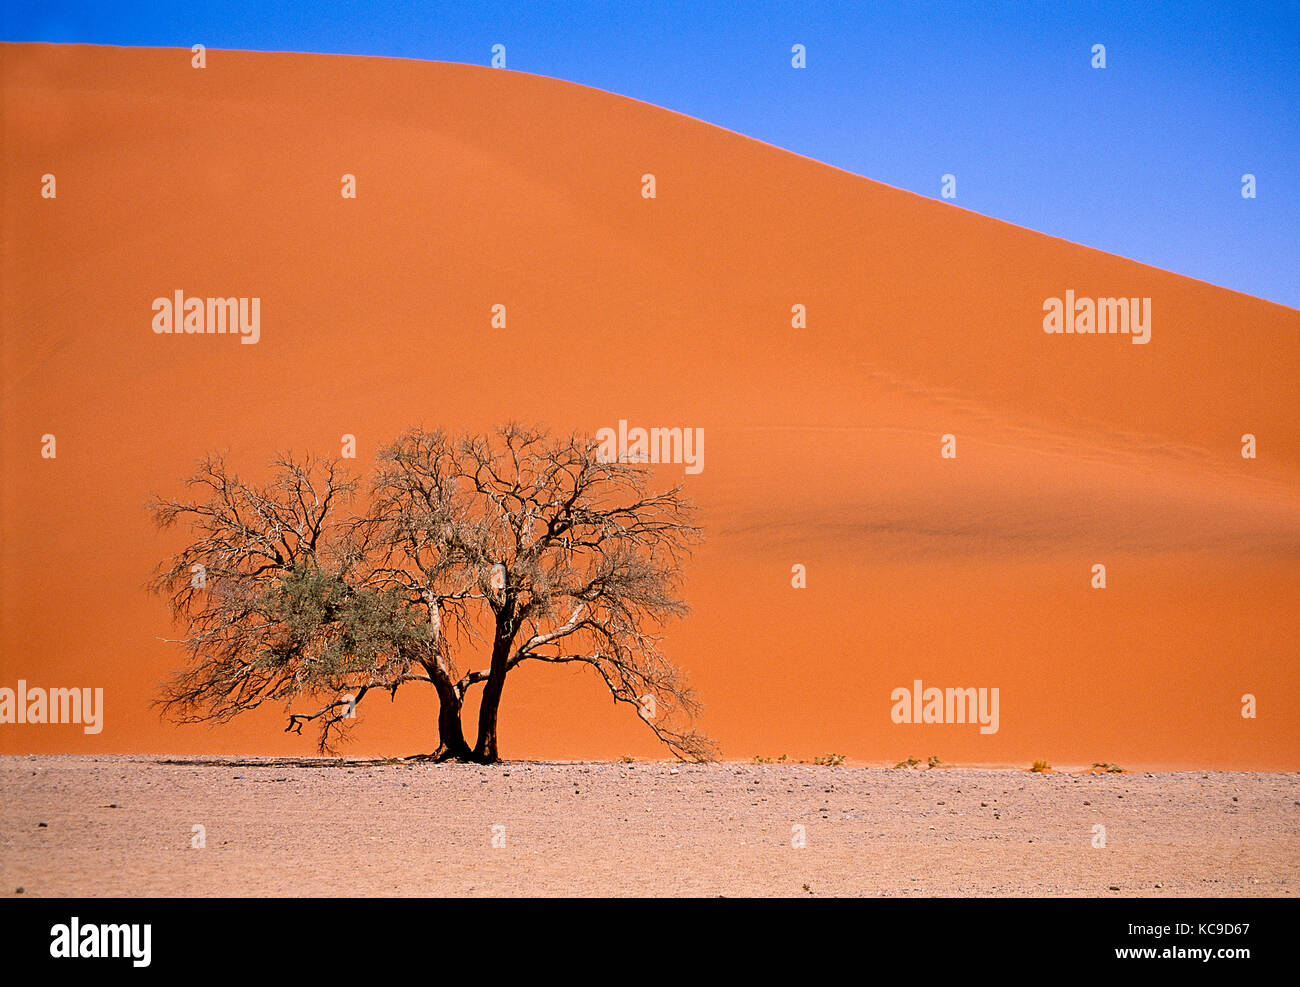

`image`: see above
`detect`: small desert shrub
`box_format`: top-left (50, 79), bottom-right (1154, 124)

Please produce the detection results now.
top-left (895, 756), bottom-right (922, 769)
top-left (617, 755), bottom-right (636, 764)
top-left (1092, 761), bottom-right (1124, 773)
top-left (927, 755), bottom-right (943, 769)
top-left (752, 754), bottom-right (789, 765)
top-left (813, 753), bottom-right (846, 767)
top-left (1031, 759), bottom-right (1052, 773)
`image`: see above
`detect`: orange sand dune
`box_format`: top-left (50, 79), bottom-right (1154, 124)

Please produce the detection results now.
top-left (2, 43), bottom-right (1297, 768)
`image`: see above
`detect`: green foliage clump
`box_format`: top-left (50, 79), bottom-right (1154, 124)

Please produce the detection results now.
top-left (262, 566), bottom-right (425, 685)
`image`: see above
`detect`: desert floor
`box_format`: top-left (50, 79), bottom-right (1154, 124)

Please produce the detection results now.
top-left (1, 756), bottom-right (1295, 897)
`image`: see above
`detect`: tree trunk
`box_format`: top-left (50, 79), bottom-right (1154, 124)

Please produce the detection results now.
top-left (433, 677), bottom-right (473, 761)
top-left (473, 687), bottom-right (502, 762)
top-left (473, 623), bottom-right (514, 762)
top-left (425, 602), bottom-right (473, 761)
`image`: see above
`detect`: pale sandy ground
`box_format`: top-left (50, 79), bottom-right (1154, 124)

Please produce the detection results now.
top-left (1, 756), bottom-right (1295, 897)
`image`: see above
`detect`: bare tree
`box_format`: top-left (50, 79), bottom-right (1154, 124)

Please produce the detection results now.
top-left (149, 425), bottom-right (715, 763)
top-left (147, 453), bottom-right (424, 752)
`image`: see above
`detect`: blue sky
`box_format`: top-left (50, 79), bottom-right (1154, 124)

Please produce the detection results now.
top-left (5, 1), bottom-right (1298, 306)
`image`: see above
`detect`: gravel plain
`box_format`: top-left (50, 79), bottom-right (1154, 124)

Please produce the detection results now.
top-left (2, 756), bottom-right (1295, 897)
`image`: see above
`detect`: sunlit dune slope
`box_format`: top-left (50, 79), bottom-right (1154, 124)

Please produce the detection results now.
top-left (2, 43), bottom-right (1297, 767)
